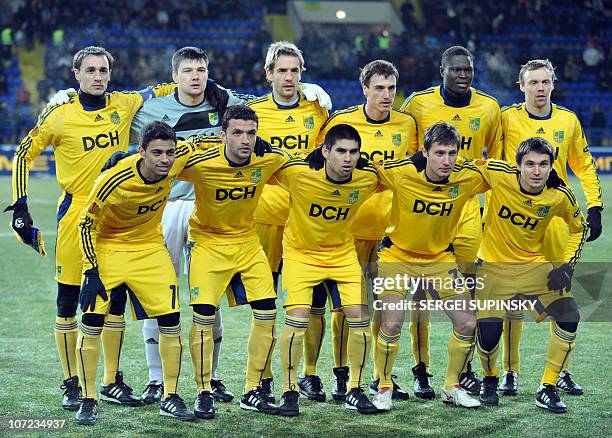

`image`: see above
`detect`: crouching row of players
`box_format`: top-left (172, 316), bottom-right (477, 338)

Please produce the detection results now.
top-left (66, 107), bottom-right (589, 424)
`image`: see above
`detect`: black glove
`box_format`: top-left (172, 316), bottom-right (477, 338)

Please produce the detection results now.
top-left (4, 200), bottom-right (33, 244)
top-left (101, 151), bottom-right (130, 171)
top-left (254, 136), bottom-right (272, 157)
top-left (206, 78), bottom-right (224, 111)
top-left (80, 268), bottom-right (108, 312)
top-left (306, 146), bottom-right (325, 170)
top-left (546, 168), bottom-right (565, 189)
top-left (355, 156), bottom-right (369, 169)
top-left (547, 263), bottom-right (573, 295)
top-left (410, 150), bottom-right (426, 172)
top-left (586, 206), bottom-right (602, 242)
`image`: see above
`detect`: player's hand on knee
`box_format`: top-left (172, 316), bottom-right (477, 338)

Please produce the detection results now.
top-left (545, 169), bottom-right (565, 189)
top-left (547, 263), bottom-right (573, 295)
top-left (101, 151), bottom-right (131, 171)
top-left (47, 88), bottom-right (77, 107)
top-left (299, 82), bottom-right (332, 111)
top-left (80, 268), bottom-right (108, 312)
top-left (586, 206), bottom-right (602, 242)
top-left (4, 199), bottom-right (33, 244)
top-left (409, 150), bottom-right (426, 171)
top-left (254, 136), bottom-right (273, 157)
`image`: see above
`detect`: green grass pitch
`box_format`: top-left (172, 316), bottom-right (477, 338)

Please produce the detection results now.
top-left (1, 176), bottom-right (611, 437)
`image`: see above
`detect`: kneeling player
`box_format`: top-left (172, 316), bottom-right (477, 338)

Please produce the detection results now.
top-left (275, 124), bottom-right (381, 416)
top-left (475, 137), bottom-right (587, 413)
top-left (75, 122), bottom-right (197, 425)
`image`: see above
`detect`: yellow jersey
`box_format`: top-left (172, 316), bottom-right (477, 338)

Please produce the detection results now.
top-left (317, 104), bottom-right (418, 240)
top-left (401, 85), bottom-right (503, 160)
top-left (79, 141), bottom-right (195, 270)
top-left (378, 157), bottom-right (489, 256)
top-left (274, 158), bottom-right (381, 266)
top-left (179, 146), bottom-right (291, 244)
top-left (247, 92), bottom-right (328, 226)
top-left (501, 102), bottom-right (603, 210)
top-left (478, 159), bottom-right (588, 266)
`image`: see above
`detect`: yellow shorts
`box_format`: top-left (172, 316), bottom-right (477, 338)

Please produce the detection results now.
top-left (354, 238), bottom-right (379, 275)
top-left (475, 261), bottom-right (573, 320)
top-left (55, 192), bottom-right (87, 285)
top-left (187, 238), bottom-right (276, 307)
top-left (282, 258), bottom-right (366, 310)
top-left (376, 245), bottom-right (468, 301)
top-left (542, 216), bottom-right (570, 263)
top-left (85, 245), bottom-right (179, 319)
top-left (453, 195), bottom-right (482, 275)
top-left (255, 222), bottom-right (284, 273)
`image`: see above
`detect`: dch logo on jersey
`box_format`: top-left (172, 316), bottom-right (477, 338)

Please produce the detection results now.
top-left (303, 115), bottom-right (314, 129)
top-left (413, 199), bottom-right (453, 216)
top-left (82, 131), bottom-right (120, 151)
top-left (553, 130), bottom-right (565, 143)
top-left (309, 203), bottom-right (350, 220)
top-left (459, 136), bottom-right (472, 150)
top-left (137, 197), bottom-right (166, 214)
top-left (499, 205), bottom-right (539, 230)
top-left (468, 117), bottom-right (480, 131)
top-left (110, 111), bottom-right (120, 125)
top-left (216, 186), bottom-right (256, 201)
top-left (270, 134), bottom-right (309, 149)
top-left (347, 190), bottom-right (359, 204)
top-left (360, 149), bottom-right (395, 161)
top-left (209, 112), bottom-right (219, 126)
top-left (251, 168), bottom-right (262, 183)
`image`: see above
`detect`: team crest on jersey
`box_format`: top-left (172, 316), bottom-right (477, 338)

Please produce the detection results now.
top-left (347, 190), bottom-right (359, 204)
top-left (536, 205), bottom-right (551, 217)
top-left (303, 115), bottom-right (314, 129)
top-left (56, 265), bottom-right (62, 276)
top-left (448, 185), bottom-right (459, 199)
top-left (251, 168), bottom-right (262, 183)
top-left (468, 117), bottom-right (480, 131)
top-left (392, 133), bottom-right (401, 146)
top-left (110, 111), bottom-right (120, 125)
top-left (209, 112), bottom-right (219, 126)
top-left (553, 130), bottom-right (565, 143)
top-left (192, 287), bottom-right (199, 299)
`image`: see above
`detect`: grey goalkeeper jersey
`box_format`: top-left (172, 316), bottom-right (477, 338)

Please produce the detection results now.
top-left (130, 87), bottom-right (246, 200)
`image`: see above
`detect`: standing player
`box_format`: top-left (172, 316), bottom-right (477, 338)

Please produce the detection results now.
top-left (179, 105), bottom-right (289, 419)
top-left (497, 59), bottom-right (603, 396)
top-left (248, 41), bottom-right (329, 402)
top-left (274, 124), bottom-right (380, 417)
top-left (475, 137), bottom-right (587, 413)
top-left (371, 122), bottom-right (489, 411)
top-left (7, 46), bottom-right (173, 410)
top-left (400, 46), bottom-right (502, 398)
top-left (75, 122), bottom-right (197, 425)
top-left (316, 60), bottom-right (417, 400)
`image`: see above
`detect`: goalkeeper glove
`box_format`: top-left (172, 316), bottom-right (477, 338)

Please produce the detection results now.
top-left (254, 136), bottom-right (273, 157)
top-left (3, 200), bottom-right (46, 256)
top-left (306, 146), bottom-right (325, 170)
top-left (547, 263), bottom-right (573, 295)
top-left (48, 88), bottom-right (77, 107)
top-left (409, 150), bottom-right (427, 172)
top-left (545, 169), bottom-right (565, 189)
top-left (299, 83), bottom-right (333, 111)
top-left (586, 206), bottom-right (602, 242)
top-left (205, 78), bottom-right (225, 111)
top-left (101, 151), bottom-right (130, 171)
top-left (80, 268), bottom-right (108, 312)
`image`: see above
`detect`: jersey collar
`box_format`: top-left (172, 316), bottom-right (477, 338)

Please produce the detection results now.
top-left (324, 167), bottom-right (353, 184)
top-left (439, 85), bottom-right (472, 108)
top-left (524, 104), bottom-right (553, 120)
top-left (272, 93), bottom-right (300, 109)
top-left (223, 145), bottom-right (251, 167)
top-left (135, 159), bottom-right (167, 184)
top-left (78, 90), bottom-right (106, 111)
top-left (173, 88), bottom-right (207, 108)
top-left (425, 171), bottom-right (449, 185)
top-left (362, 104), bottom-right (390, 124)
top-left (518, 176), bottom-right (544, 196)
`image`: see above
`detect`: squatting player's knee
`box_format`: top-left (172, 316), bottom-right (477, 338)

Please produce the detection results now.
top-left (454, 315), bottom-right (476, 336)
top-left (381, 319), bottom-right (402, 337)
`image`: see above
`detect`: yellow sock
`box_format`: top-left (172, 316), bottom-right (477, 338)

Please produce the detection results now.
top-left (76, 323), bottom-right (102, 399)
top-left (101, 314), bottom-right (125, 385)
top-left (332, 310), bottom-right (349, 368)
top-left (54, 316), bottom-right (78, 379)
top-left (477, 336), bottom-right (500, 377)
top-left (542, 322), bottom-right (576, 386)
top-left (410, 308), bottom-right (430, 371)
top-left (502, 311), bottom-right (523, 373)
top-left (371, 309), bottom-right (381, 380)
top-left (347, 317), bottom-right (371, 390)
top-left (303, 307), bottom-right (325, 377)
top-left (245, 310), bottom-right (277, 393)
top-left (190, 313), bottom-right (215, 393)
top-left (444, 330), bottom-right (474, 390)
top-left (375, 329), bottom-right (400, 389)
top-left (159, 324), bottom-right (183, 398)
top-left (280, 315), bottom-right (309, 392)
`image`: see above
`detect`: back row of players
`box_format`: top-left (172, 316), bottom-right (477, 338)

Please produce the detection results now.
top-left (8, 42), bottom-right (602, 425)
